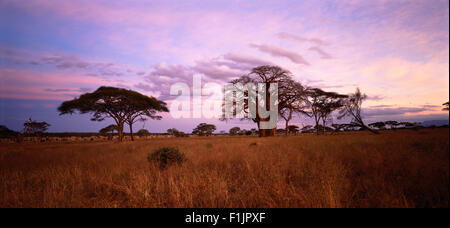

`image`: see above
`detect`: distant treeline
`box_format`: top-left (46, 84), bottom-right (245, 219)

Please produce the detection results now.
top-left (0, 126), bottom-right (170, 139)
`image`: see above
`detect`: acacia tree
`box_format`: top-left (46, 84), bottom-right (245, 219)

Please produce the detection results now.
top-left (278, 79), bottom-right (310, 136)
top-left (99, 124), bottom-right (117, 135)
top-left (331, 123), bottom-right (358, 132)
top-left (338, 88), bottom-right (378, 134)
top-left (384, 121), bottom-right (399, 130)
top-left (192, 123), bottom-right (216, 136)
top-left (167, 128), bottom-right (179, 135)
top-left (99, 124), bottom-right (117, 140)
top-left (318, 93), bottom-right (347, 134)
top-left (125, 95), bottom-right (168, 141)
top-left (399, 122), bottom-right (421, 129)
top-left (229, 127), bottom-right (241, 136)
top-left (23, 118), bottom-right (50, 136)
top-left (308, 88), bottom-right (347, 135)
top-left (287, 125), bottom-right (300, 135)
top-left (443, 102), bottom-right (449, 111)
top-left (368, 122), bottom-right (386, 130)
top-left (136, 129), bottom-right (150, 136)
top-left (223, 65), bottom-right (292, 137)
top-left (58, 86), bottom-right (167, 142)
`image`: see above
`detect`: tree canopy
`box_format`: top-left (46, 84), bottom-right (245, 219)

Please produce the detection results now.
top-left (99, 124), bottom-right (118, 135)
top-left (229, 127), bottom-right (241, 135)
top-left (23, 118), bottom-right (50, 136)
top-left (58, 86), bottom-right (168, 141)
top-left (308, 88), bottom-right (347, 134)
top-left (443, 102), bottom-right (449, 111)
top-left (224, 65), bottom-right (293, 137)
top-left (192, 123), bottom-right (216, 136)
top-left (338, 88), bottom-right (378, 134)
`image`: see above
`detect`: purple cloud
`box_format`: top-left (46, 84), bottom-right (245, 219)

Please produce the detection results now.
top-left (134, 82), bottom-right (154, 92)
top-left (249, 43), bottom-right (310, 65)
top-left (367, 95), bottom-right (385, 101)
top-left (278, 32), bottom-right (329, 46)
top-left (363, 106), bottom-right (436, 117)
top-left (223, 53), bottom-right (273, 68)
top-left (308, 46), bottom-right (333, 59)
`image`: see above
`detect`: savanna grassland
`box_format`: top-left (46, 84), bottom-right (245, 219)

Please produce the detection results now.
top-left (0, 129), bottom-right (448, 208)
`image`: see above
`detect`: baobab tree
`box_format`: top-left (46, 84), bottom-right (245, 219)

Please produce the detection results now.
top-left (58, 86), bottom-right (167, 142)
top-left (223, 65), bottom-right (292, 137)
top-left (338, 87), bottom-right (378, 134)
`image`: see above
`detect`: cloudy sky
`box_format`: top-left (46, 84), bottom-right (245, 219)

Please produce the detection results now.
top-left (0, 0), bottom-right (449, 132)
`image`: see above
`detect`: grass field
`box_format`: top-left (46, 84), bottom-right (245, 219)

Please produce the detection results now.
top-left (0, 129), bottom-right (448, 208)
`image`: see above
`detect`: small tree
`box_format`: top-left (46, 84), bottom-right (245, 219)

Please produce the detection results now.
top-left (167, 128), bottom-right (179, 135)
top-left (167, 128), bottom-right (186, 137)
top-left (399, 122), bottom-right (421, 129)
top-left (23, 118), bottom-right (50, 136)
top-left (0, 125), bottom-right (17, 138)
top-left (287, 125), bottom-right (299, 135)
top-left (338, 88), bottom-right (378, 134)
top-left (99, 124), bottom-right (117, 135)
top-left (332, 123), bottom-right (358, 132)
top-left (229, 127), bottom-right (241, 136)
top-left (309, 88), bottom-right (347, 135)
top-left (368, 122), bottom-right (386, 130)
top-left (192, 123), bottom-right (216, 136)
top-left (137, 129), bottom-right (150, 136)
top-left (301, 125), bottom-right (314, 133)
top-left (385, 121), bottom-right (399, 130)
top-left (99, 124), bottom-right (117, 140)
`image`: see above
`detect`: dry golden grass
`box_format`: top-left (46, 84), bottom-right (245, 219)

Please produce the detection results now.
top-left (0, 129), bottom-right (448, 208)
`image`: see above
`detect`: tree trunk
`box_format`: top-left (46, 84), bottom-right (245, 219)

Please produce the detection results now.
top-left (322, 118), bottom-right (326, 135)
top-left (259, 128), bottom-right (276, 137)
top-left (118, 122), bottom-right (124, 142)
top-left (363, 125), bottom-right (379, 135)
top-left (129, 123), bottom-right (134, 141)
top-left (257, 82), bottom-right (276, 137)
top-left (285, 111), bottom-right (292, 136)
top-left (314, 116), bottom-right (320, 135)
top-left (285, 120), bottom-right (289, 136)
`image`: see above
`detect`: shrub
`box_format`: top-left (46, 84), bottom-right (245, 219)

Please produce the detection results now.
top-left (137, 129), bottom-right (150, 136)
top-left (147, 147), bottom-right (186, 169)
top-left (206, 143), bottom-right (213, 149)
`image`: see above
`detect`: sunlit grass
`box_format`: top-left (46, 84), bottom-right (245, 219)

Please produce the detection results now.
top-left (0, 129), bottom-right (448, 208)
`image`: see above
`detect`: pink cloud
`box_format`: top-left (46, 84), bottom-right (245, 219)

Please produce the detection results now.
top-left (308, 46), bottom-right (333, 59)
top-left (278, 32), bottom-right (330, 46)
top-left (0, 68), bottom-right (111, 100)
top-left (249, 44), bottom-right (310, 65)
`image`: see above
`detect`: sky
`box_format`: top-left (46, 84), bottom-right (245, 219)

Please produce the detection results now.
top-left (0, 0), bottom-right (449, 133)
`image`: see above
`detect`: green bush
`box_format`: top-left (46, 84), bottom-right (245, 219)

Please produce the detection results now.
top-left (147, 147), bottom-right (186, 169)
